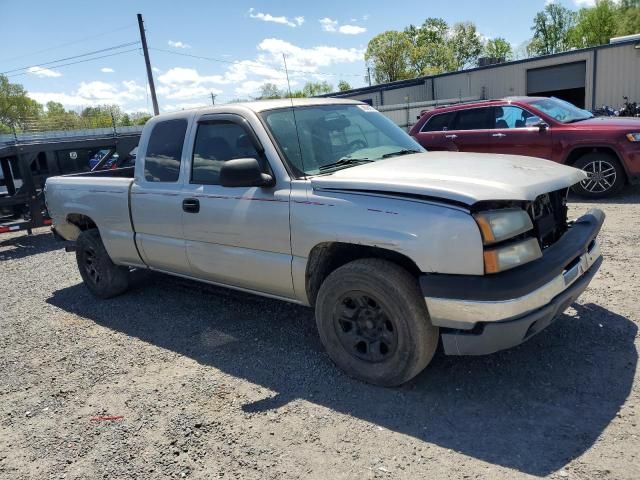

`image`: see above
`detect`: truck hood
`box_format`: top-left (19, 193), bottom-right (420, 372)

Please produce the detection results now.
top-left (571, 116), bottom-right (640, 128)
top-left (310, 151), bottom-right (586, 205)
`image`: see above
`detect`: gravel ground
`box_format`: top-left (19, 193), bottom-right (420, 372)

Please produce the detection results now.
top-left (1, 188), bottom-right (639, 480)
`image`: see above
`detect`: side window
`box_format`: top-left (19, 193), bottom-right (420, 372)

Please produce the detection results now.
top-left (421, 112), bottom-right (455, 132)
top-left (452, 108), bottom-right (493, 130)
top-left (191, 121), bottom-right (260, 185)
top-left (144, 119), bottom-right (188, 182)
top-left (494, 106), bottom-right (534, 129)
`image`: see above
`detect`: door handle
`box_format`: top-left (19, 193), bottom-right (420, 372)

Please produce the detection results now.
top-left (492, 133), bottom-right (507, 138)
top-left (182, 198), bottom-right (200, 213)
top-left (445, 134), bottom-right (458, 139)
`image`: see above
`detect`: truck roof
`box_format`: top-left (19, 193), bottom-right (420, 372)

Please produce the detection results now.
top-left (163, 97), bottom-right (363, 117)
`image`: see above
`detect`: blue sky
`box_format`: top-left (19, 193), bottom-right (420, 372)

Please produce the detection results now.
top-left (1, 0), bottom-right (595, 113)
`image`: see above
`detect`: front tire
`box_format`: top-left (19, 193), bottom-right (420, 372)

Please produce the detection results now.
top-left (76, 229), bottom-right (129, 299)
top-left (315, 259), bottom-right (438, 387)
top-left (571, 152), bottom-right (625, 198)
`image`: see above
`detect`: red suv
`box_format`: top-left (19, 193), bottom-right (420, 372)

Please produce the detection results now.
top-left (410, 97), bottom-right (640, 197)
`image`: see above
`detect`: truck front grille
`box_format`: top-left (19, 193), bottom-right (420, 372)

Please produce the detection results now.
top-left (528, 188), bottom-right (569, 249)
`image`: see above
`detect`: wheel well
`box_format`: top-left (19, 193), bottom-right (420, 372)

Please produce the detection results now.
top-left (66, 213), bottom-right (97, 231)
top-left (565, 146), bottom-right (627, 182)
top-left (305, 242), bottom-right (421, 307)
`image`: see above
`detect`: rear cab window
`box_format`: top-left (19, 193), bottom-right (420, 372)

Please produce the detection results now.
top-left (144, 119), bottom-right (189, 182)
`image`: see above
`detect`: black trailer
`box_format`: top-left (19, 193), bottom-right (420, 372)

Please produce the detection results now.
top-left (0, 129), bottom-right (141, 235)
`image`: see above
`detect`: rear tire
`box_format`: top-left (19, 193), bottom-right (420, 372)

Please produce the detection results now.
top-left (315, 259), bottom-right (438, 387)
top-left (571, 152), bottom-right (625, 198)
top-left (76, 229), bottom-right (129, 299)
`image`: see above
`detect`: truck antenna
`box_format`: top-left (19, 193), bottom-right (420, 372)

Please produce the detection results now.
top-left (282, 53), bottom-right (306, 176)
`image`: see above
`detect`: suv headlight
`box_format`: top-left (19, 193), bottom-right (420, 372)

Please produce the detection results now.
top-left (473, 209), bottom-right (534, 245)
top-left (483, 238), bottom-right (542, 274)
top-left (626, 133), bottom-right (640, 142)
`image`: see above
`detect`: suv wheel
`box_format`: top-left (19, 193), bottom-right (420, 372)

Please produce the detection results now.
top-left (571, 152), bottom-right (625, 198)
top-left (76, 229), bottom-right (129, 299)
top-left (315, 259), bottom-right (438, 387)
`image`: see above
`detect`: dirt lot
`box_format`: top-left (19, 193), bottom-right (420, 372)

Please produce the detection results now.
top-left (1, 188), bottom-right (639, 480)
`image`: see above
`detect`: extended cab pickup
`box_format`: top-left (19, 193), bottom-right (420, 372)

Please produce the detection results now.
top-left (45, 98), bottom-right (605, 386)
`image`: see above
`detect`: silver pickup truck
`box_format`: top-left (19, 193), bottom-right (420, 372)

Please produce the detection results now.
top-left (45, 98), bottom-right (604, 386)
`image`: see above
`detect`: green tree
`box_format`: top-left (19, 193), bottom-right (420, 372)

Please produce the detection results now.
top-left (570, 0), bottom-right (618, 48)
top-left (615, 0), bottom-right (640, 36)
top-left (365, 30), bottom-right (413, 83)
top-left (528, 3), bottom-right (576, 56)
top-left (337, 80), bottom-right (352, 92)
top-left (258, 83), bottom-right (283, 99)
top-left (44, 101), bottom-right (81, 130)
top-left (449, 22), bottom-right (484, 69)
top-left (484, 37), bottom-right (513, 61)
top-left (301, 81), bottom-right (333, 97)
top-left (0, 74), bottom-right (42, 132)
top-left (404, 18), bottom-right (454, 75)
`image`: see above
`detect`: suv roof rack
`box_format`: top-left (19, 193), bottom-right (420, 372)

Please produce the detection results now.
top-left (433, 98), bottom-right (501, 109)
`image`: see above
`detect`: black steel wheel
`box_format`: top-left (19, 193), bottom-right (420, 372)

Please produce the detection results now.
top-left (76, 229), bottom-right (129, 299)
top-left (571, 152), bottom-right (625, 198)
top-left (315, 258), bottom-right (438, 386)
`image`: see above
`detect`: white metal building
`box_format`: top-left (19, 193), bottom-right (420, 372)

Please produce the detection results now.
top-left (325, 38), bottom-right (640, 129)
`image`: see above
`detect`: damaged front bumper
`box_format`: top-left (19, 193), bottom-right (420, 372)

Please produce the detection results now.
top-left (420, 209), bottom-right (605, 356)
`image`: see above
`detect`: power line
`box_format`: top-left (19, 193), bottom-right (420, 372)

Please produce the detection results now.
top-left (0, 24), bottom-right (136, 64)
top-left (7, 48), bottom-right (141, 78)
top-left (149, 47), bottom-right (363, 78)
top-left (2, 41), bottom-right (141, 75)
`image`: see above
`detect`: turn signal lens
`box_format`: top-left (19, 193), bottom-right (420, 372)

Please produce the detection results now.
top-left (473, 209), bottom-right (534, 245)
top-left (484, 238), bottom-right (542, 274)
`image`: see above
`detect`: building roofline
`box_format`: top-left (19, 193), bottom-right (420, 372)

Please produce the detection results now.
top-left (322, 37), bottom-right (640, 98)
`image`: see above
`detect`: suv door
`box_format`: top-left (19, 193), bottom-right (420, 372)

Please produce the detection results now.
top-left (413, 111), bottom-right (457, 151)
top-left (446, 107), bottom-right (494, 152)
top-left (490, 105), bottom-right (553, 159)
top-left (181, 114), bottom-right (294, 298)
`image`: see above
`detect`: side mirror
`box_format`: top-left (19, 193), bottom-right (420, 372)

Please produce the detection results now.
top-left (219, 158), bottom-right (274, 188)
top-left (525, 116), bottom-right (549, 130)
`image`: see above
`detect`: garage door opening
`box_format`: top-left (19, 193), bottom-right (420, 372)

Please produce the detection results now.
top-left (527, 61), bottom-right (587, 108)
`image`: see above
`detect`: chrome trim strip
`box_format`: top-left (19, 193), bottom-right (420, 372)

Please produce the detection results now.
top-left (426, 241), bottom-right (601, 328)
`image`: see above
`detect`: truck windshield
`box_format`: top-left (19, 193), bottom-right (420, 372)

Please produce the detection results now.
top-left (260, 104), bottom-right (424, 176)
top-left (529, 97), bottom-right (593, 124)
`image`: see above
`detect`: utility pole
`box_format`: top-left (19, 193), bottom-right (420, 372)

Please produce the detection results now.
top-left (366, 67), bottom-right (372, 87)
top-left (137, 13), bottom-right (159, 116)
top-left (210, 92), bottom-right (216, 105)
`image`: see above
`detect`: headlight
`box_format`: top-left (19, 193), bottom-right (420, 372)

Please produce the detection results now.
top-left (473, 209), bottom-right (534, 245)
top-left (626, 133), bottom-right (640, 142)
top-left (483, 238), bottom-right (542, 274)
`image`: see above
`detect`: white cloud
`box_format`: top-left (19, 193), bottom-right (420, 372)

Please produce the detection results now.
top-left (27, 66), bottom-right (62, 78)
top-left (248, 8), bottom-right (304, 27)
top-left (320, 17), bottom-right (366, 35)
top-left (168, 40), bottom-right (191, 49)
top-left (28, 80), bottom-right (146, 108)
top-left (572, 0), bottom-right (595, 5)
top-left (152, 66), bottom-right (161, 73)
top-left (157, 67), bottom-right (225, 100)
top-left (100, 67), bottom-right (114, 73)
top-left (339, 25), bottom-right (367, 35)
top-left (319, 17), bottom-right (338, 32)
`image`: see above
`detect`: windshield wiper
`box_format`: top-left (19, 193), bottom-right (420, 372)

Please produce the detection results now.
top-left (380, 149), bottom-right (422, 159)
top-left (318, 158), bottom-right (373, 171)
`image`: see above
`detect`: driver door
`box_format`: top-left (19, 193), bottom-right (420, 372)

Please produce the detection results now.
top-left (180, 114), bottom-right (294, 298)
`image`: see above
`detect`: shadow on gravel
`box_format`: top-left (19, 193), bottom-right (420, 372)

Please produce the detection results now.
top-left (0, 231), bottom-right (59, 261)
top-left (47, 274), bottom-right (637, 477)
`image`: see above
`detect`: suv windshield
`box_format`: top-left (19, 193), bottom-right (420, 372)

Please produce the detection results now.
top-left (529, 97), bottom-right (593, 123)
top-left (261, 104), bottom-right (424, 176)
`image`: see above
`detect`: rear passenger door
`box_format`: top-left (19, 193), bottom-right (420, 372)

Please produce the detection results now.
top-left (412, 111), bottom-right (457, 151)
top-left (130, 118), bottom-right (192, 275)
top-left (446, 107), bottom-right (494, 153)
top-left (180, 114), bottom-right (294, 298)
